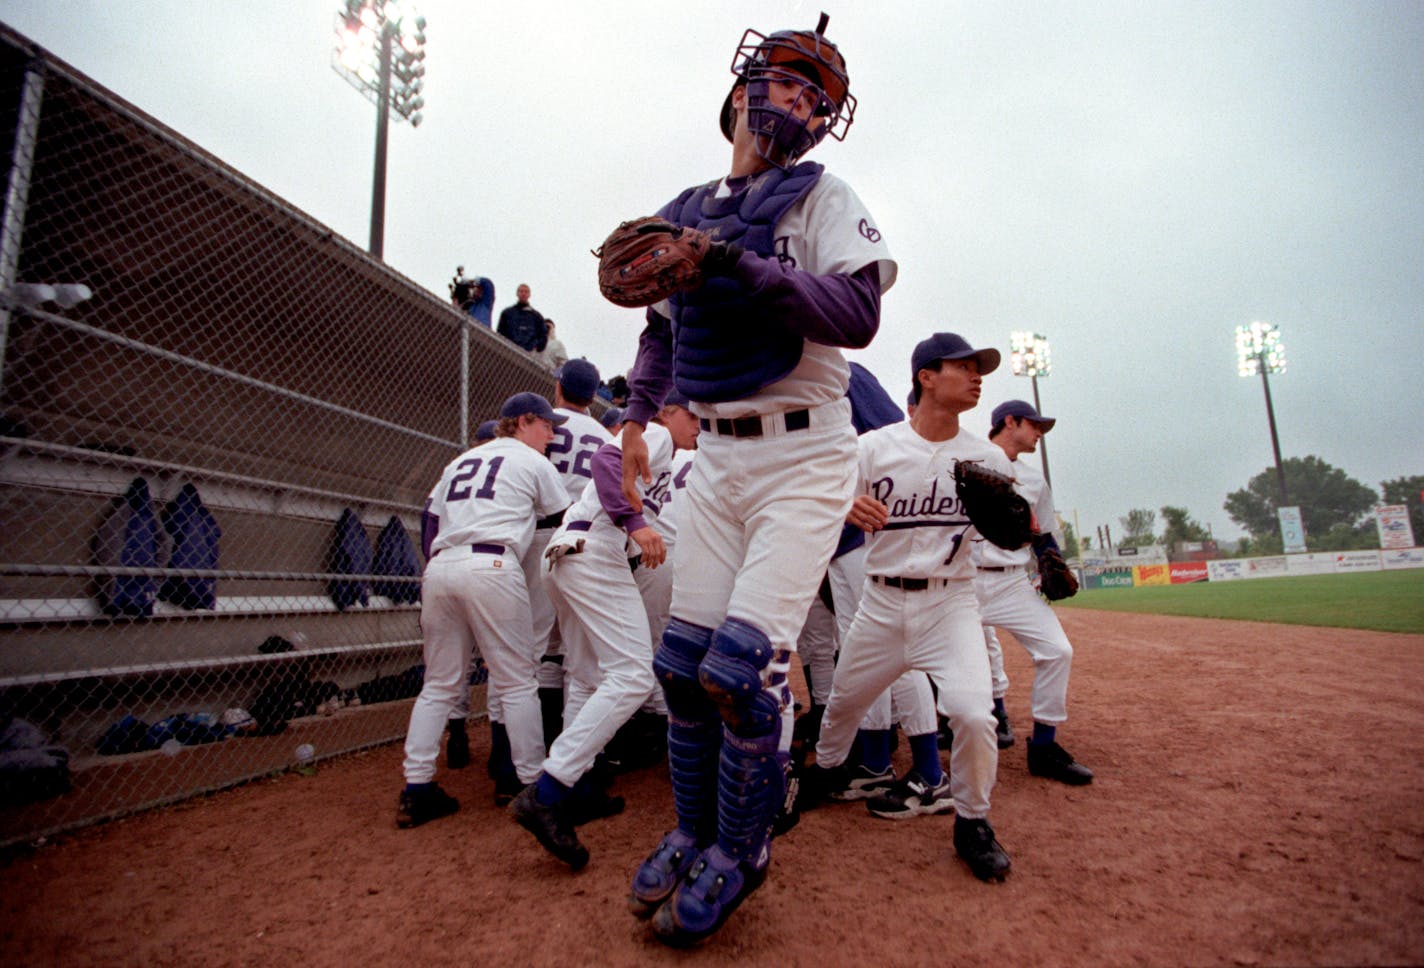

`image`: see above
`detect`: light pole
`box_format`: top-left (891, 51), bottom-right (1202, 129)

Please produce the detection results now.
top-left (332, 0), bottom-right (427, 259)
top-left (1009, 330), bottom-right (1053, 490)
top-left (1235, 321), bottom-right (1288, 505)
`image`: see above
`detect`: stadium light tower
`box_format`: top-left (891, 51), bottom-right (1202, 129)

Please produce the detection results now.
top-left (1235, 320), bottom-right (1288, 505)
top-left (1009, 330), bottom-right (1053, 490)
top-left (332, 0), bottom-right (427, 259)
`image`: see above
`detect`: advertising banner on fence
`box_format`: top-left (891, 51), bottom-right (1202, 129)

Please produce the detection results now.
top-left (1375, 505), bottom-right (1416, 549)
top-left (1134, 564), bottom-right (1171, 586)
top-left (1334, 551), bottom-right (1382, 572)
top-left (1247, 556), bottom-right (1289, 577)
top-left (1382, 548), bottom-right (1424, 570)
top-left (1169, 562), bottom-right (1209, 583)
top-left (1286, 553), bottom-right (1335, 576)
top-left (1085, 568), bottom-right (1134, 589)
top-left (1207, 560), bottom-right (1246, 581)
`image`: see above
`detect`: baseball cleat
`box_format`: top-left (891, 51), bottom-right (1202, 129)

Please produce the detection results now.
top-left (493, 774), bottom-right (523, 808)
top-left (1026, 740), bottom-right (1094, 785)
top-left (568, 790), bottom-right (625, 827)
top-left (650, 844), bottom-right (768, 947)
top-left (828, 763), bottom-right (896, 801)
top-left (866, 770), bottom-right (955, 820)
top-left (993, 707), bottom-right (1015, 749)
top-left (628, 828), bottom-right (703, 920)
top-left (509, 784), bottom-right (589, 870)
top-left (953, 816), bottom-right (1011, 882)
top-left (395, 782), bottom-right (459, 829)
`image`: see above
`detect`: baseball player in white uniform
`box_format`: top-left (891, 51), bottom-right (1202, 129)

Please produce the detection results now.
top-left (974, 399), bottom-right (1093, 785)
top-left (618, 15), bottom-right (896, 946)
top-left (527, 360), bottom-right (615, 751)
top-left (510, 394), bottom-right (700, 868)
top-left (805, 333), bottom-right (1014, 882)
top-left (446, 418), bottom-right (497, 773)
top-left (397, 393), bottom-right (570, 828)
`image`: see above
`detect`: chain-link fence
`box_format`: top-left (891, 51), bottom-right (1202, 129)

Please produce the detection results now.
top-left (0, 25), bottom-right (570, 847)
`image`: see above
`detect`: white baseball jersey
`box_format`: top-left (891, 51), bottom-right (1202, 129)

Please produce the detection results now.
top-left (645, 447), bottom-right (696, 546)
top-left (426, 436), bottom-right (569, 559)
top-left (654, 173), bottom-right (897, 420)
top-left (858, 422), bottom-right (1016, 580)
top-left (547, 408), bottom-right (614, 506)
top-left (558, 421), bottom-right (675, 550)
top-left (974, 457), bottom-right (1056, 570)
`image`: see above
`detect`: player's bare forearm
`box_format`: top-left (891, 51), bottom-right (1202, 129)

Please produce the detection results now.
top-left (620, 422), bottom-right (650, 511)
top-left (630, 526), bottom-right (666, 568)
top-left (848, 495), bottom-right (889, 532)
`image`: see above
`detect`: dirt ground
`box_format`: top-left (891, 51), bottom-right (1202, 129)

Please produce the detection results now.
top-left (3, 609), bottom-right (1423, 968)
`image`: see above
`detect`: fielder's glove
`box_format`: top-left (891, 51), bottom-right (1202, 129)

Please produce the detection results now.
top-left (954, 460), bottom-right (1034, 551)
top-left (1035, 544), bottom-right (1079, 601)
top-left (593, 216), bottom-right (741, 308)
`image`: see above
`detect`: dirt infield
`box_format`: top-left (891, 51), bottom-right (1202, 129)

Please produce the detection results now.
top-left (3, 609), bottom-right (1423, 967)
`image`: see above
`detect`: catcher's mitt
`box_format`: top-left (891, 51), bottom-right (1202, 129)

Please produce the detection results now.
top-left (954, 460), bottom-right (1033, 550)
top-left (1035, 545), bottom-right (1079, 600)
top-left (594, 217), bottom-right (712, 308)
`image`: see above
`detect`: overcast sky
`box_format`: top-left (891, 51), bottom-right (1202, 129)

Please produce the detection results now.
top-left (4, 0), bottom-right (1421, 545)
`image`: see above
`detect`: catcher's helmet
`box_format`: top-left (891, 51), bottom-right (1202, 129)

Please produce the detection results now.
top-left (719, 12), bottom-right (856, 169)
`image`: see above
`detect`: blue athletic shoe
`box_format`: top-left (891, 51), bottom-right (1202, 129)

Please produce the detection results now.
top-left (650, 844), bottom-right (768, 947)
top-left (628, 828), bottom-right (703, 920)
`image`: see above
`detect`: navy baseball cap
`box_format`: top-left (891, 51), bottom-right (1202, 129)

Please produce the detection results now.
top-left (991, 399), bottom-right (1056, 432)
top-left (500, 392), bottom-right (567, 425)
top-left (475, 419), bottom-right (498, 442)
top-left (599, 407), bottom-right (624, 429)
top-left (662, 388), bottom-right (691, 410)
top-left (557, 358), bottom-right (601, 400)
top-left (911, 333), bottom-right (1001, 379)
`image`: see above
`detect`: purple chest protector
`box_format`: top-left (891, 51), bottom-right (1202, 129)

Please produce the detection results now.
top-left (663, 162), bottom-right (822, 403)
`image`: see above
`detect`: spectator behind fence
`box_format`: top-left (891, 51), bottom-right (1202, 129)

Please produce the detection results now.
top-left (540, 320), bottom-right (569, 371)
top-left (449, 268), bottom-right (496, 328)
top-left (497, 284), bottom-right (547, 353)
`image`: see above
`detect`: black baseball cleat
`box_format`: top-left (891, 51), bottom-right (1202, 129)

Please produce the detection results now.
top-left (568, 789), bottom-right (625, 827)
top-left (1027, 740), bottom-right (1094, 785)
top-left (493, 774), bottom-right (524, 808)
top-left (395, 782), bottom-right (459, 829)
top-left (509, 784), bottom-right (589, 870)
top-left (445, 721), bottom-right (470, 770)
top-left (993, 708), bottom-right (1015, 749)
top-left (953, 816), bottom-right (1011, 882)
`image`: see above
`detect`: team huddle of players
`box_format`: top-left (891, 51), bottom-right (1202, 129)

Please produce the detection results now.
top-left (398, 12), bottom-right (1094, 949)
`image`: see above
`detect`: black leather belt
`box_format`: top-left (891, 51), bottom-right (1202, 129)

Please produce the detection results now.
top-left (470, 543), bottom-right (505, 556)
top-left (871, 575), bottom-right (950, 591)
top-left (977, 566), bottom-right (1011, 572)
top-left (698, 408), bottom-right (810, 438)
top-left (536, 509), bottom-right (566, 530)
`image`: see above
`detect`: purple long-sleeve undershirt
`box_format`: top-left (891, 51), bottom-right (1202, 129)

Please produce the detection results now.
top-left (623, 258), bottom-right (882, 426)
top-left (590, 441), bottom-right (647, 534)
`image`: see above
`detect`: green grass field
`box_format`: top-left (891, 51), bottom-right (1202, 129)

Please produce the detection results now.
top-left (1057, 568), bottom-right (1424, 634)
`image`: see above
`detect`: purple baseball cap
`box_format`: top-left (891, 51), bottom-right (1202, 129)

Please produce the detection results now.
top-left (500, 392), bottom-right (567, 425)
top-left (991, 399), bottom-right (1055, 432)
top-left (475, 419), bottom-right (498, 442)
top-left (911, 332), bottom-right (1001, 379)
top-left (557, 358), bottom-right (601, 401)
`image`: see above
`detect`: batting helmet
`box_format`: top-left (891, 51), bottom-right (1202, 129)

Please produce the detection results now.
top-left (718, 12), bottom-right (856, 169)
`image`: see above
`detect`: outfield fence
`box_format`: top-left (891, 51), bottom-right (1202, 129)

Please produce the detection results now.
top-left (1081, 548), bottom-right (1424, 589)
top-left (0, 26), bottom-right (570, 847)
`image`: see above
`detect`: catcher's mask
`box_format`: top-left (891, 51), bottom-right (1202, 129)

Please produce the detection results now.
top-left (719, 12), bottom-right (855, 169)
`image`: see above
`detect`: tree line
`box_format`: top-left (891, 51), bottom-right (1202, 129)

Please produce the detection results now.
top-left (1073, 457), bottom-right (1423, 559)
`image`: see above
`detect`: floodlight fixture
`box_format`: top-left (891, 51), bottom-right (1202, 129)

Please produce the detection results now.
top-left (1007, 330), bottom-right (1054, 490)
top-left (331, 0), bottom-right (428, 258)
top-left (1235, 321), bottom-right (1289, 505)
